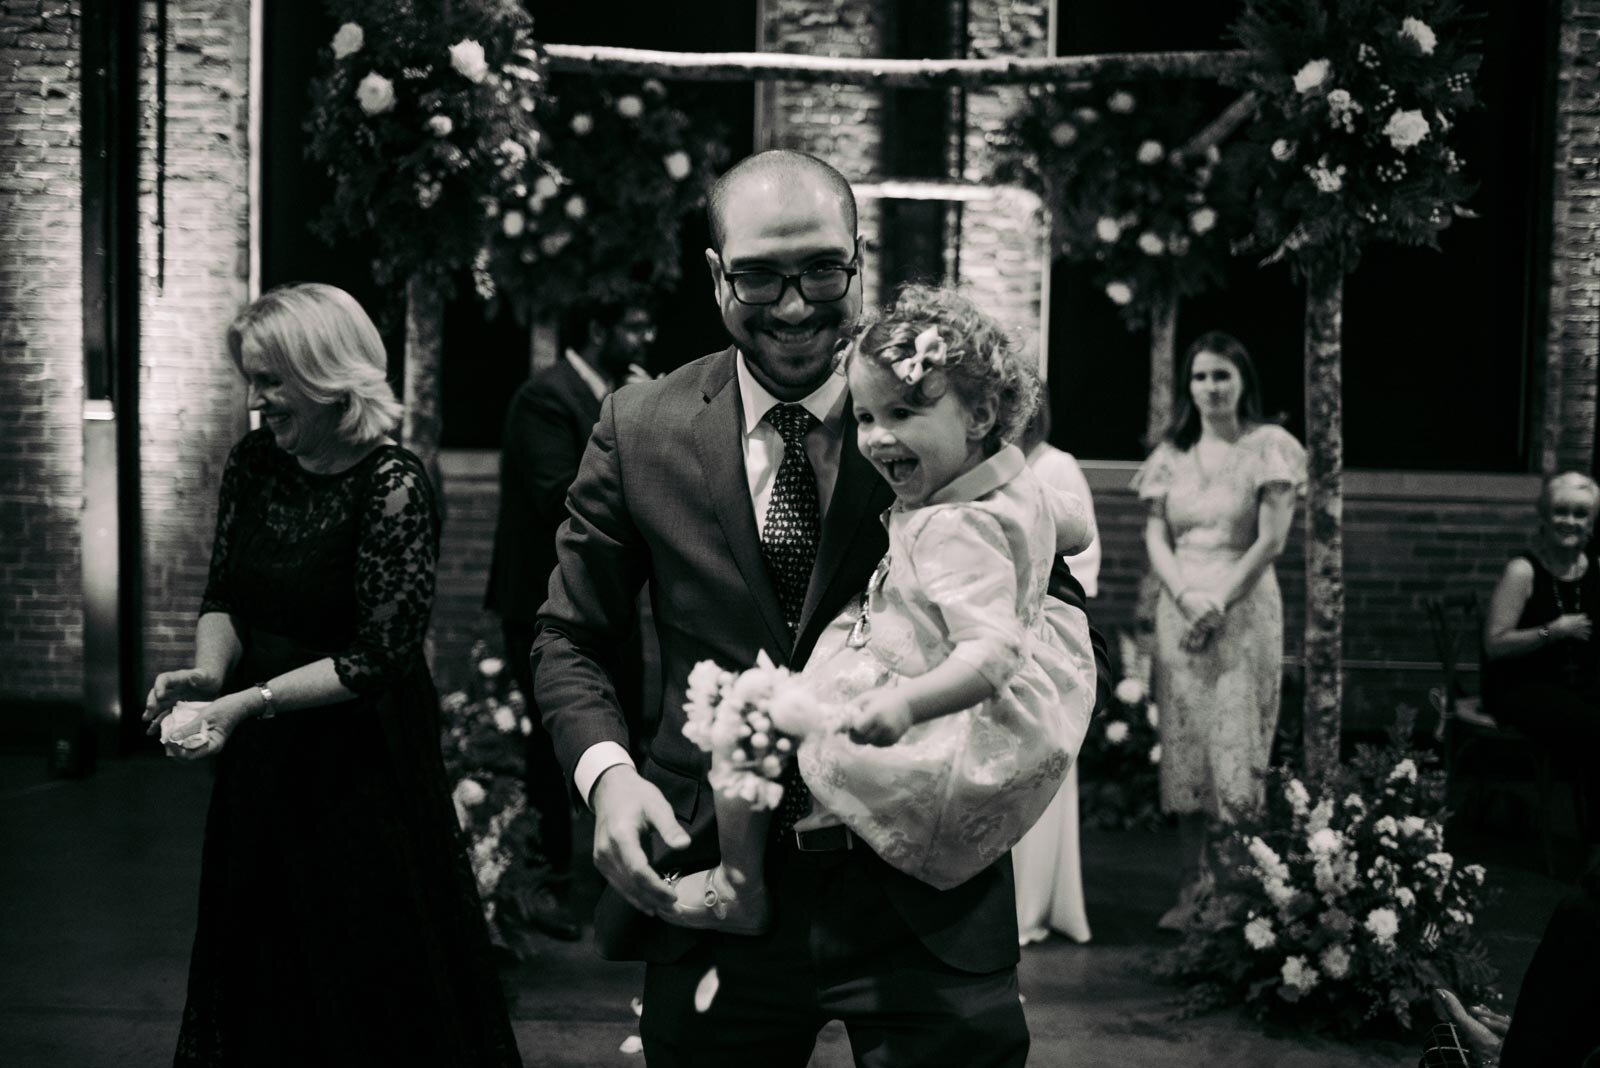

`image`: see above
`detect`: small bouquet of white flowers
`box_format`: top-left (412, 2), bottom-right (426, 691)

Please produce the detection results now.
top-left (1078, 673), bottom-right (1164, 831)
top-left (682, 652), bottom-right (839, 809)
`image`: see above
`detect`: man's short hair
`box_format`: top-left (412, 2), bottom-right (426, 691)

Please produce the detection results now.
top-left (706, 150), bottom-right (858, 253)
top-left (559, 299), bottom-right (639, 351)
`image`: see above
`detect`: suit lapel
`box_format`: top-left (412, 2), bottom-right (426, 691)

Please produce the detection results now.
top-left (798, 405), bottom-right (893, 648)
top-left (691, 350), bottom-right (794, 658)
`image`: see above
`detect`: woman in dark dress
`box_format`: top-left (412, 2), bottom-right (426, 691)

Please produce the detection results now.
top-left (143, 283), bottom-right (521, 1067)
top-left (1481, 470), bottom-right (1600, 860)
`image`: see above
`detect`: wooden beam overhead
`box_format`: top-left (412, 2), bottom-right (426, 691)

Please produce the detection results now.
top-left (542, 45), bottom-right (1251, 88)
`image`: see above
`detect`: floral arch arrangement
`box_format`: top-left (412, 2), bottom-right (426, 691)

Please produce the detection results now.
top-left (994, 82), bottom-right (1236, 328)
top-left (1225, 0), bottom-right (1481, 278)
top-left (480, 73), bottom-right (727, 323)
top-left (305, 0), bottom-right (549, 298)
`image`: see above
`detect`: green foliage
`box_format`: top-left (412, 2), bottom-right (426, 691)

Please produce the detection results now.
top-left (305, 1), bottom-right (548, 299)
top-left (1224, 0), bottom-right (1482, 278)
top-left (481, 74), bottom-right (727, 323)
top-left (993, 82), bottom-right (1235, 328)
top-left (1157, 716), bottom-right (1499, 1036)
top-left (439, 639), bottom-right (550, 961)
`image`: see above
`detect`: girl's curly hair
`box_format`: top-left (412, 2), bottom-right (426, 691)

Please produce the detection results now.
top-left (846, 284), bottom-right (1040, 456)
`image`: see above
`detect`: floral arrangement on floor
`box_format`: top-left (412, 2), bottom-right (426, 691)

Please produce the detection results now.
top-left (438, 640), bottom-right (549, 960)
top-left (993, 83), bottom-right (1235, 327)
top-left (1077, 676), bottom-right (1165, 831)
top-left (306, 0), bottom-right (549, 298)
top-left (480, 74), bottom-right (727, 322)
top-left (1222, 0), bottom-right (1482, 277)
top-left (682, 653), bottom-right (833, 807)
top-left (1157, 716), bottom-right (1498, 1035)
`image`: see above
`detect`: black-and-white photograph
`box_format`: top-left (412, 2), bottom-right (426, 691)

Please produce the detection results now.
top-left (2, 0), bottom-right (1593, 1065)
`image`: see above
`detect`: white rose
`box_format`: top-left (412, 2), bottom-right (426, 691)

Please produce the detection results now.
top-left (1104, 721), bottom-right (1130, 744)
top-left (1095, 216), bottom-right (1122, 243)
top-left (427, 114), bottom-right (453, 137)
top-left (1148, 744), bottom-right (1161, 764)
top-left (478, 656), bottom-right (505, 677)
top-left (565, 195), bottom-right (587, 220)
top-left (1364, 906), bottom-right (1400, 945)
top-left (355, 72), bottom-right (396, 116)
top-left (663, 150), bottom-right (692, 180)
top-left (1138, 232), bottom-right (1165, 256)
top-left (501, 210), bottom-right (525, 237)
top-left (1114, 678), bottom-right (1146, 705)
top-left (331, 22), bottom-right (364, 60)
top-left (449, 39), bottom-right (489, 83)
top-left (1293, 58), bottom-right (1331, 94)
top-left (1136, 139), bottom-right (1164, 165)
top-left (533, 174), bottom-right (560, 199)
top-left (1307, 828), bottom-right (1342, 855)
top-left (1105, 280), bottom-right (1133, 306)
top-left (453, 778), bottom-right (487, 808)
top-left (1319, 944), bottom-right (1351, 980)
top-left (1108, 90), bottom-right (1136, 113)
top-left (616, 94), bottom-right (644, 118)
top-left (1189, 207), bottom-right (1217, 235)
top-left (1244, 916), bottom-right (1276, 950)
top-left (1281, 955), bottom-right (1320, 992)
top-left (1271, 138), bottom-right (1296, 162)
top-left (1400, 16), bottom-right (1438, 55)
top-left (570, 113), bottom-right (594, 136)
top-left (1383, 109), bottom-right (1430, 152)
top-left (493, 706), bottom-right (518, 733)
top-left (1049, 121), bottom-right (1077, 147)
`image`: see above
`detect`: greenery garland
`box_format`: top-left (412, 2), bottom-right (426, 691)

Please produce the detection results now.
top-left (480, 74), bottom-right (726, 322)
top-left (305, 1), bottom-right (548, 298)
top-left (1223, 0), bottom-right (1482, 278)
top-left (995, 83), bottom-right (1235, 328)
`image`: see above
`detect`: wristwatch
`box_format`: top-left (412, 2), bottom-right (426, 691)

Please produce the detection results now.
top-left (254, 681), bottom-right (277, 719)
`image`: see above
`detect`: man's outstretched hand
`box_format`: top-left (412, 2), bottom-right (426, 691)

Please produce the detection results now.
top-left (590, 764), bottom-right (691, 917)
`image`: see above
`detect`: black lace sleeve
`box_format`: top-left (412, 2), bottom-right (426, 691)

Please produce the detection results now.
top-left (198, 432), bottom-right (260, 617)
top-left (333, 449), bottom-right (441, 694)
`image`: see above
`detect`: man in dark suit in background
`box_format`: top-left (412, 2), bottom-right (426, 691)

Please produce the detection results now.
top-left (532, 149), bottom-right (1111, 1066)
top-left (486, 298), bottom-right (655, 941)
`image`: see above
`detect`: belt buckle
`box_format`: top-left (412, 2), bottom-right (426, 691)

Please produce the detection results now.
top-left (793, 825), bottom-right (853, 852)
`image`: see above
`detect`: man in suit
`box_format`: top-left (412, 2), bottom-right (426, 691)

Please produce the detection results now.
top-left (486, 298), bottom-right (655, 940)
top-left (532, 150), bottom-right (1110, 1066)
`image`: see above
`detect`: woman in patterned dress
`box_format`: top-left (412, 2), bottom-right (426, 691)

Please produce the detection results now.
top-left (142, 284), bottom-right (520, 1067)
top-left (1133, 332), bottom-right (1305, 930)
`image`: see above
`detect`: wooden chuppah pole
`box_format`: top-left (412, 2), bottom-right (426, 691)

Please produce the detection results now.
top-left (1303, 263), bottom-right (1344, 787)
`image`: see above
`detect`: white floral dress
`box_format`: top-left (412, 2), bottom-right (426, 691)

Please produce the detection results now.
top-left (798, 446), bottom-right (1098, 890)
top-left (1133, 423), bottom-right (1306, 822)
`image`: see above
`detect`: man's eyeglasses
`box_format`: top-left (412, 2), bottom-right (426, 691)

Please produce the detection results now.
top-left (723, 261), bottom-right (859, 306)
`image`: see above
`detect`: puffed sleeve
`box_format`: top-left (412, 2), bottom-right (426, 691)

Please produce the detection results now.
top-left (1249, 424), bottom-right (1307, 499)
top-left (334, 449), bottom-right (440, 693)
top-left (906, 506), bottom-right (1025, 691)
top-left (1131, 441), bottom-right (1177, 505)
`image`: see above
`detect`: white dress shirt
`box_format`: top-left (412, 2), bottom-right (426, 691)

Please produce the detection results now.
top-left (573, 354), bottom-right (851, 808)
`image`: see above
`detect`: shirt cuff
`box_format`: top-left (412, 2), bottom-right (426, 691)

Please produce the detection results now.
top-left (574, 741), bottom-right (635, 809)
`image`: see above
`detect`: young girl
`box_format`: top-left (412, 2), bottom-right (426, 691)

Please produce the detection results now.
top-left (668, 285), bottom-right (1099, 934)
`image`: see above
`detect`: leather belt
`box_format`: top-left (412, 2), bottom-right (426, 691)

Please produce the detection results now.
top-left (792, 824), bottom-right (855, 852)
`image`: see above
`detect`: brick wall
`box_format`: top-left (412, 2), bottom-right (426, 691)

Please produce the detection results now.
top-left (136, 0), bottom-right (251, 678)
top-left (1548, 0), bottom-right (1600, 473)
top-left (0, 1), bottom-right (84, 700)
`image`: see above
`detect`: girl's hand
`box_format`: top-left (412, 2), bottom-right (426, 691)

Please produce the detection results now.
top-left (846, 691), bottom-right (915, 747)
top-left (143, 667), bottom-right (223, 737)
top-left (1550, 612), bottom-right (1592, 642)
top-left (161, 690), bottom-right (252, 761)
top-left (1181, 614), bottom-right (1222, 653)
top-left (1177, 589), bottom-right (1224, 626)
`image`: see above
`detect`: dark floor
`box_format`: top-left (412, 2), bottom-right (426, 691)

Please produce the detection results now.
top-left (0, 750), bottom-right (1574, 1067)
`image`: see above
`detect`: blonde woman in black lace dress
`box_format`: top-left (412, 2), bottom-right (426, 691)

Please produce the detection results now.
top-left (142, 283), bottom-right (519, 1067)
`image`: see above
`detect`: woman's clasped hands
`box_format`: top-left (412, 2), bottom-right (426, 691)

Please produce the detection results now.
top-left (1177, 588), bottom-right (1226, 653)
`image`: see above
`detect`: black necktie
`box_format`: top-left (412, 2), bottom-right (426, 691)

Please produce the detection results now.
top-left (760, 403), bottom-right (820, 833)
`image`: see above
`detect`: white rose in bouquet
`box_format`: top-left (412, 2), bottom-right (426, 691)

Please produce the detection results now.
top-left (1293, 58), bottom-right (1330, 94)
top-left (1399, 16), bottom-right (1438, 55)
top-left (1364, 906), bottom-right (1400, 946)
top-left (355, 72), bottom-right (396, 116)
top-left (1383, 110), bottom-right (1430, 152)
top-left (449, 39), bottom-right (489, 83)
top-left (331, 22), bottom-right (364, 60)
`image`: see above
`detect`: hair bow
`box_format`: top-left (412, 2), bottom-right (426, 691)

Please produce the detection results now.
top-left (890, 327), bottom-right (947, 386)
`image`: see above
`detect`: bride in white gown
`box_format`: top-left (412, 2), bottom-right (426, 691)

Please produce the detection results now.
top-left (1012, 407), bottom-right (1099, 945)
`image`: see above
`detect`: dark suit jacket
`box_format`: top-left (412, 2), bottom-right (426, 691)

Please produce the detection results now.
top-left (531, 346), bottom-right (1110, 970)
top-left (486, 359), bottom-right (602, 626)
